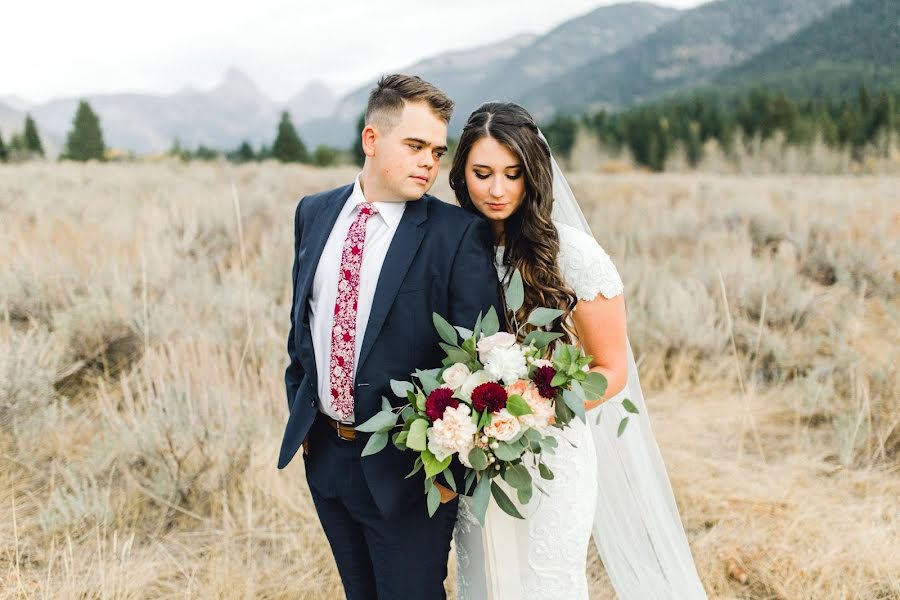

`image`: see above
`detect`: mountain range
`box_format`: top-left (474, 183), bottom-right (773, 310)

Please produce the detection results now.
top-left (1, 0), bottom-right (894, 156)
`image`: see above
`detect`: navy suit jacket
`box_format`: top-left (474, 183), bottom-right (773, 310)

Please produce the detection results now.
top-left (277, 183), bottom-right (505, 519)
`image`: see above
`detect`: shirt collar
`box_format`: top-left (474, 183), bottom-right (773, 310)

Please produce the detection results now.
top-left (344, 174), bottom-right (406, 228)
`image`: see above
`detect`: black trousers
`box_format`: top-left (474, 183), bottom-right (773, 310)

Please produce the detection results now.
top-left (304, 413), bottom-right (458, 600)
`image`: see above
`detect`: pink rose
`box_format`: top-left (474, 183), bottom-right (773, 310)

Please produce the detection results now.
top-left (483, 409), bottom-right (522, 442)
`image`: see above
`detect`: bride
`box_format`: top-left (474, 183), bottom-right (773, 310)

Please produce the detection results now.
top-left (447, 102), bottom-right (708, 599)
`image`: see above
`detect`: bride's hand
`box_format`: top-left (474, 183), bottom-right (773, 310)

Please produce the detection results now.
top-left (435, 482), bottom-right (458, 503)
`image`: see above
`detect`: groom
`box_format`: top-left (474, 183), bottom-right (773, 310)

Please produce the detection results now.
top-left (277, 74), bottom-right (504, 599)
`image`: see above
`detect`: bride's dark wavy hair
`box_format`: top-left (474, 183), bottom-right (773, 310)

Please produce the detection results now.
top-left (449, 102), bottom-right (577, 344)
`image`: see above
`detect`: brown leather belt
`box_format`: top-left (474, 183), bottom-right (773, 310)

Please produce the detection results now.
top-left (322, 414), bottom-right (356, 441)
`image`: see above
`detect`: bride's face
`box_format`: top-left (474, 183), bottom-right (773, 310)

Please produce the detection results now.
top-left (464, 136), bottom-right (526, 225)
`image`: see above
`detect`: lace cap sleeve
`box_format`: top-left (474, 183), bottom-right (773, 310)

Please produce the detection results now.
top-left (555, 222), bottom-right (624, 301)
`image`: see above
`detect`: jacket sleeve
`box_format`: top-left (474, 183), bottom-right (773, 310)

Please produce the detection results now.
top-left (447, 217), bottom-right (505, 333)
top-left (284, 199), bottom-right (306, 412)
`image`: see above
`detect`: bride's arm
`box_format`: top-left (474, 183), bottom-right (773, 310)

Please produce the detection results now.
top-left (571, 293), bottom-right (628, 411)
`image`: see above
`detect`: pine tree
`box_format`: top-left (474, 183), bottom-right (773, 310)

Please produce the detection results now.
top-left (63, 100), bottom-right (106, 161)
top-left (353, 113), bottom-right (366, 166)
top-left (23, 115), bottom-right (44, 157)
top-left (236, 141), bottom-right (255, 162)
top-left (0, 129), bottom-right (7, 162)
top-left (271, 111), bottom-right (308, 163)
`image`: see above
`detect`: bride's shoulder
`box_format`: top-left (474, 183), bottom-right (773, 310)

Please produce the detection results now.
top-left (554, 221), bottom-right (624, 301)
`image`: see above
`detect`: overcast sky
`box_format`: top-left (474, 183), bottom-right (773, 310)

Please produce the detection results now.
top-left (3, 0), bottom-right (709, 104)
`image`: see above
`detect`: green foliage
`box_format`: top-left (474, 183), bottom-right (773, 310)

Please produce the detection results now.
top-left (0, 129), bottom-right (7, 162)
top-left (227, 141), bottom-right (256, 163)
top-left (312, 144), bottom-right (339, 167)
top-left (63, 100), bottom-right (106, 161)
top-left (541, 114), bottom-right (578, 158)
top-left (23, 114), bottom-right (44, 157)
top-left (271, 111), bottom-right (308, 163)
top-left (193, 145), bottom-right (219, 161)
top-left (543, 84), bottom-right (900, 171)
top-left (353, 113), bottom-right (366, 167)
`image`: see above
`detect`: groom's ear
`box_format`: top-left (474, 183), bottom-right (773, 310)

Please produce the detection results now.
top-left (361, 123), bottom-right (378, 158)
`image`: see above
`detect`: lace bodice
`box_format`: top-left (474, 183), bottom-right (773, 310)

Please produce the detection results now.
top-left (494, 221), bottom-right (624, 302)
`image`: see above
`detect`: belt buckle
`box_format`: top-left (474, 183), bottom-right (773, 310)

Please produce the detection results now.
top-left (336, 422), bottom-right (355, 441)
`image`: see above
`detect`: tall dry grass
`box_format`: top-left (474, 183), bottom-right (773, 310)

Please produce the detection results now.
top-left (1, 161), bottom-right (898, 599)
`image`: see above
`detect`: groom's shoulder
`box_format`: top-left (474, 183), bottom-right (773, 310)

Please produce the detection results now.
top-left (295, 183), bottom-right (353, 217)
top-left (421, 193), bottom-right (482, 231)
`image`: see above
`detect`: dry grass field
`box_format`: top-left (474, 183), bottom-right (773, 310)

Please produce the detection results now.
top-left (1, 161), bottom-right (898, 599)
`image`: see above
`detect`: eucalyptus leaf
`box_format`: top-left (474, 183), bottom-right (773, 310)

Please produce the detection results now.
top-left (482, 306), bottom-right (500, 337)
top-left (455, 326), bottom-right (474, 340)
top-left (415, 369), bottom-right (441, 395)
top-left (464, 470), bottom-right (477, 494)
top-left (522, 330), bottom-right (564, 349)
top-left (381, 396), bottom-right (393, 412)
top-left (443, 468), bottom-right (457, 492)
top-left (517, 484), bottom-right (533, 505)
top-left (491, 482), bottom-right (524, 519)
top-left (506, 269), bottom-right (524, 313)
top-left (622, 398), bottom-right (639, 414)
top-left (426, 482), bottom-right (440, 517)
top-left (527, 307), bottom-right (564, 327)
top-left (582, 371), bottom-right (609, 401)
top-left (468, 447), bottom-right (489, 471)
top-left (493, 441), bottom-right (521, 462)
top-left (433, 312), bottom-right (458, 346)
top-left (407, 419), bottom-right (428, 451)
top-left (538, 462), bottom-right (555, 480)
top-left (472, 475), bottom-right (491, 526)
top-left (355, 410), bottom-right (397, 433)
top-left (617, 416), bottom-right (630, 437)
top-left (440, 345), bottom-right (473, 367)
top-left (390, 379), bottom-right (414, 399)
top-left (404, 457), bottom-right (423, 479)
top-left (360, 431), bottom-right (388, 457)
top-left (472, 311), bottom-right (483, 342)
top-left (502, 464), bottom-right (532, 491)
top-left (563, 389), bottom-right (587, 422)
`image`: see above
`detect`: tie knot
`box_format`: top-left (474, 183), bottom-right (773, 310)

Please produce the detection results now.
top-left (358, 202), bottom-right (378, 217)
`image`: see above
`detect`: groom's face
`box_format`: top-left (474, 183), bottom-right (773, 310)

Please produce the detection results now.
top-left (368, 101), bottom-right (449, 201)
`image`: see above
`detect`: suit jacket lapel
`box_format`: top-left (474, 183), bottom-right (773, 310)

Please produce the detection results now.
top-left (295, 185), bottom-right (352, 320)
top-left (293, 185), bottom-right (352, 384)
top-left (357, 196), bottom-right (429, 372)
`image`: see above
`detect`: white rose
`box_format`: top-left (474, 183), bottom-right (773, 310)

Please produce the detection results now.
top-left (483, 346), bottom-right (528, 384)
top-left (459, 369), bottom-right (495, 400)
top-left (477, 332), bottom-right (517, 357)
top-left (442, 363), bottom-right (471, 390)
top-left (483, 409), bottom-right (522, 442)
top-left (430, 404), bottom-right (477, 457)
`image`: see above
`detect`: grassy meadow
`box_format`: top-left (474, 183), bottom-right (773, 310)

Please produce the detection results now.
top-left (0, 161), bottom-right (898, 599)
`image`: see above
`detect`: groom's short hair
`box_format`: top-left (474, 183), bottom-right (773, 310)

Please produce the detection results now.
top-left (365, 74), bottom-right (454, 132)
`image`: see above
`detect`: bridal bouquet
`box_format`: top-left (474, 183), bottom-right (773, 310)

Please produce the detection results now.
top-left (357, 270), bottom-right (638, 525)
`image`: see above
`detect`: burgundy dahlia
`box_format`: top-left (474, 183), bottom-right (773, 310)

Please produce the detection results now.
top-left (470, 382), bottom-right (508, 413)
top-left (532, 365), bottom-right (558, 399)
top-left (425, 387), bottom-right (459, 421)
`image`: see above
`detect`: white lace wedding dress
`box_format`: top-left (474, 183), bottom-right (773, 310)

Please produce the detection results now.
top-left (454, 221), bottom-right (624, 600)
top-left (453, 136), bottom-right (708, 599)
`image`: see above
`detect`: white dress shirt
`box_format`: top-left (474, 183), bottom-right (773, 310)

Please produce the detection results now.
top-left (309, 174), bottom-right (407, 422)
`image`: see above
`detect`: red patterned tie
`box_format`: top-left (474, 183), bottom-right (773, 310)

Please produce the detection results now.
top-left (329, 202), bottom-right (378, 420)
